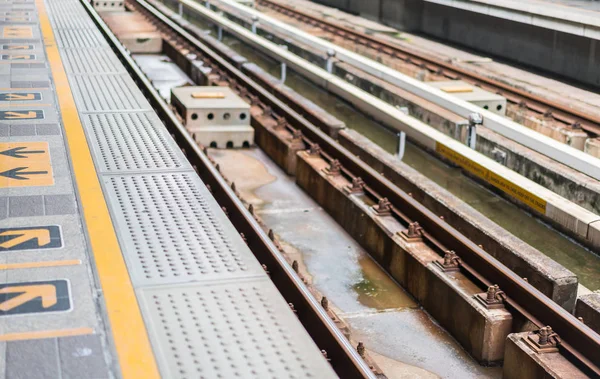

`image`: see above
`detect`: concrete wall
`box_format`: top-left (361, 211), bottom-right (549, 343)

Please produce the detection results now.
top-left (313, 0), bottom-right (423, 31)
top-left (311, 0), bottom-right (600, 88)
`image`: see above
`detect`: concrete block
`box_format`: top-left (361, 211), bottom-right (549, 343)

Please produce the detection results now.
top-left (118, 32), bottom-right (163, 54)
top-left (584, 138), bottom-right (600, 158)
top-left (190, 125), bottom-right (254, 148)
top-left (428, 80), bottom-right (507, 116)
top-left (503, 332), bottom-right (588, 379)
top-left (575, 292), bottom-right (600, 335)
top-left (589, 221), bottom-right (600, 250)
top-left (93, 0), bottom-right (124, 12)
top-left (171, 86), bottom-right (251, 127)
top-left (101, 11), bottom-right (162, 53)
top-left (252, 111), bottom-right (305, 175)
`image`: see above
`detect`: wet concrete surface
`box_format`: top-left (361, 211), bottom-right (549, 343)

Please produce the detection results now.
top-left (212, 34), bottom-right (600, 290)
top-left (210, 147), bottom-right (502, 378)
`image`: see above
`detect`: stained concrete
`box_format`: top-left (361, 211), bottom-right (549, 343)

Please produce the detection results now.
top-left (503, 333), bottom-right (589, 379)
top-left (210, 147), bottom-right (502, 378)
top-left (575, 292), bottom-right (600, 335)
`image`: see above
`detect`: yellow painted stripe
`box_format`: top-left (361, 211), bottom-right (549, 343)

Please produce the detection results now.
top-left (0, 259), bottom-right (81, 270)
top-left (0, 327), bottom-right (93, 341)
top-left (35, 0), bottom-right (160, 377)
top-left (436, 142), bottom-right (547, 214)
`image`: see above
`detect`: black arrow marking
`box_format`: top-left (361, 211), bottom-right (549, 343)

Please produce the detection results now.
top-left (0, 147), bottom-right (45, 159)
top-left (0, 167), bottom-right (48, 180)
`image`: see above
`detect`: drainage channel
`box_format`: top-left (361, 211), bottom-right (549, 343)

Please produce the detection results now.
top-left (171, 7), bottom-right (600, 291)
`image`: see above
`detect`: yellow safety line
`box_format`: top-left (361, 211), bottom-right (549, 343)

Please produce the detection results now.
top-left (0, 327), bottom-right (94, 341)
top-left (0, 259), bottom-right (81, 270)
top-left (35, 0), bottom-right (160, 377)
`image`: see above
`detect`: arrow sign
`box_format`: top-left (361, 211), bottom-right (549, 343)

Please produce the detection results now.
top-left (0, 93), bottom-right (40, 101)
top-left (0, 146), bottom-right (46, 158)
top-left (0, 226), bottom-right (61, 251)
top-left (0, 167), bottom-right (48, 180)
top-left (5, 93), bottom-right (34, 100)
top-left (1, 54), bottom-right (35, 60)
top-left (0, 280), bottom-right (70, 316)
top-left (0, 110), bottom-right (43, 120)
top-left (0, 284), bottom-right (56, 311)
top-left (2, 45), bottom-right (33, 50)
top-left (0, 229), bottom-right (50, 249)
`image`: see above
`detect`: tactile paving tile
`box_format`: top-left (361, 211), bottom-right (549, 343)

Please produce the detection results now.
top-left (55, 28), bottom-right (109, 49)
top-left (83, 112), bottom-right (186, 172)
top-left (138, 279), bottom-right (336, 379)
top-left (47, 0), bottom-right (97, 29)
top-left (70, 73), bottom-right (151, 112)
top-left (103, 172), bottom-right (265, 286)
top-left (63, 48), bottom-right (126, 74)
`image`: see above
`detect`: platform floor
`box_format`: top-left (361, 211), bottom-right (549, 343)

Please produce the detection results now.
top-left (0, 0), bottom-right (336, 378)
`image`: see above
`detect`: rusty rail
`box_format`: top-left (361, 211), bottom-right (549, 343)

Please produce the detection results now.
top-left (257, 0), bottom-right (600, 136)
top-left (121, 0), bottom-right (600, 375)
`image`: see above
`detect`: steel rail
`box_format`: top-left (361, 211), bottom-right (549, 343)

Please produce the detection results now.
top-left (133, 0), bottom-right (600, 374)
top-left (257, 0), bottom-right (600, 136)
top-left (80, 1), bottom-right (374, 377)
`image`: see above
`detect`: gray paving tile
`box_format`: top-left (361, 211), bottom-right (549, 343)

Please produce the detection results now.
top-left (9, 123), bottom-right (35, 136)
top-left (58, 334), bottom-right (110, 379)
top-left (0, 196), bottom-right (7, 219)
top-left (8, 195), bottom-right (43, 217)
top-left (0, 123), bottom-right (7, 137)
top-left (44, 194), bottom-right (76, 215)
top-left (35, 123), bottom-right (60, 135)
top-left (6, 338), bottom-right (59, 379)
top-left (10, 80), bottom-right (49, 88)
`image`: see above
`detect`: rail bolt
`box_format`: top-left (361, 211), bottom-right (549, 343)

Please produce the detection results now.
top-left (400, 221), bottom-right (424, 242)
top-left (474, 284), bottom-right (506, 309)
top-left (525, 326), bottom-right (560, 353)
top-left (344, 176), bottom-right (365, 194)
top-left (434, 250), bottom-right (461, 272)
top-left (323, 159), bottom-right (342, 176)
top-left (308, 143), bottom-right (322, 156)
top-left (372, 197), bottom-right (392, 216)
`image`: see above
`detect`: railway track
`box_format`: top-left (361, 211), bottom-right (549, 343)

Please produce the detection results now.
top-left (104, 0), bottom-right (600, 375)
top-left (80, 1), bottom-right (374, 377)
top-left (257, 0), bottom-right (600, 137)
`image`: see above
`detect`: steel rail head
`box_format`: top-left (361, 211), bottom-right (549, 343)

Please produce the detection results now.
top-left (81, 0), bottom-right (375, 377)
top-left (125, 0), bottom-right (600, 374)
